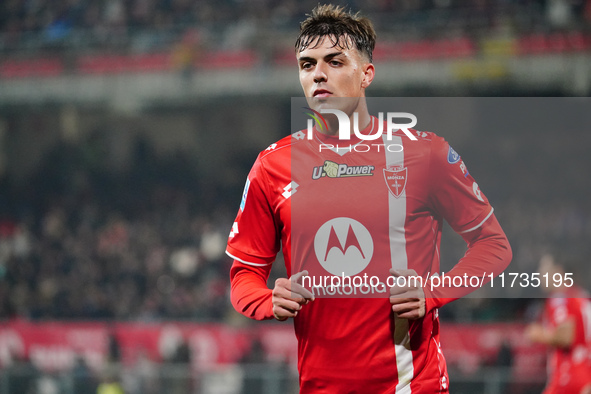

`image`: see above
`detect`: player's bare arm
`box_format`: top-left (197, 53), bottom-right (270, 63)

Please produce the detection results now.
top-left (272, 270), bottom-right (315, 321)
top-left (525, 319), bottom-right (575, 348)
top-left (389, 268), bottom-right (426, 320)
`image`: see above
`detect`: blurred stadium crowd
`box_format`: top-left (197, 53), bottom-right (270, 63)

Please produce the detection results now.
top-left (0, 136), bottom-right (234, 321)
top-left (1, 0), bottom-right (590, 56)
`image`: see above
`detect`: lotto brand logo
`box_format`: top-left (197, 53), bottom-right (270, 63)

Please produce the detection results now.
top-left (312, 160), bottom-right (375, 179)
top-left (313, 218), bottom-right (374, 276)
top-left (229, 222), bottom-right (239, 238)
top-left (473, 182), bottom-right (484, 202)
top-left (304, 108), bottom-right (418, 141)
top-left (282, 182), bottom-right (298, 199)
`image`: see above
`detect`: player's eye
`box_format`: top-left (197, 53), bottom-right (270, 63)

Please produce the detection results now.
top-left (301, 62), bottom-right (313, 70)
top-left (330, 60), bottom-right (341, 66)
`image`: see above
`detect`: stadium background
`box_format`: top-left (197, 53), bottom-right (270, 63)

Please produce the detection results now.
top-left (0, 0), bottom-right (590, 393)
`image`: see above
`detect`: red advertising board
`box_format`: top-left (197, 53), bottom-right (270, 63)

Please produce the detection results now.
top-left (0, 320), bottom-right (544, 377)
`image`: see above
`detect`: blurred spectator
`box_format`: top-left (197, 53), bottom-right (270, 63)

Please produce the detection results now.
top-left (122, 349), bottom-right (159, 394)
top-left (97, 379), bottom-right (125, 394)
top-left (1, 0), bottom-right (587, 58)
top-left (166, 339), bottom-right (192, 394)
top-left (72, 355), bottom-right (97, 394)
top-left (239, 338), bottom-right (267, 394)
top-left (5, 353), bottom-right (38, 394)
top-left (107, 331), bottom-right (121, 364)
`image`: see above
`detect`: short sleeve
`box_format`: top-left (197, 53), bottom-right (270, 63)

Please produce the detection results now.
top-left (428, 136), bottom-right (494, 234)
top-left (226, 157), bottom-right (281, 266)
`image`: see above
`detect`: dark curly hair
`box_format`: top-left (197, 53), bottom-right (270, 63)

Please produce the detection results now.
top-left (295, 4), bottom-right (376, 62)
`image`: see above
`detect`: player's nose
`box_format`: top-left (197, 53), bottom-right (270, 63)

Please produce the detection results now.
top-left (313, 62), bottom-right (328, 83)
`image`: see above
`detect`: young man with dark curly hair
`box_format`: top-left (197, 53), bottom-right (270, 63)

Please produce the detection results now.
top-left (227, 5), bottom-right (512, 393)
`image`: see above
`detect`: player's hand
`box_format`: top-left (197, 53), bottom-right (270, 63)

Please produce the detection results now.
top-left (525, 323), bottom-right (546, 344)
top-left (526, 320), bottom-right (577, 348)
top-left (272, 270), bottom-right (315, 321)
top-left (389, 268), bottom-right (426, 320)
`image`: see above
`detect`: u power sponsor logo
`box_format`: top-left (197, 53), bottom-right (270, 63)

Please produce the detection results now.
top-left (313, 217), bottom-right (373, 277)
top-left (312, 160), bottom-right (375, 180)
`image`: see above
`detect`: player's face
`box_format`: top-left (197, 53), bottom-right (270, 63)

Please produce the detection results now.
top-left (297, 35), bottom-right (374, 111)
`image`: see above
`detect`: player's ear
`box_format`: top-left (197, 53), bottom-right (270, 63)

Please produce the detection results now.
top-left (361, 62), bottom-right (375, 89)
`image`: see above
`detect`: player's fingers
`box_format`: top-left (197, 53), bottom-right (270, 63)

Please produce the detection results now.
top-left (391, 301), bottom-right (424, 320)
top-left (273, 305), bottom-right (297, 321)
top-left (273, 284), bottom-right (310, 309)
top-left (389, 274), bottom-right (426, 301)
top-left (390, 295), bottom-right (415, 303)
top-left (290, 270), bottom-right (315, 301)
top-left (390, 268), bottom-right (417, 276)
top-left (274, 297), bottom-right (304, 313)
top-left (389, 268), bottom-right (419, 277)
top-left (290, 282), bottom-right (315, 302)
top-left (390, 297), bottom-right (420, 310)
top-left (273, 284), bottom-right (301, 302)
top-left (389, 269), bottom-right (421, 292)
top-left (290, 270), bottom-right (309, 282)
top-left (275, 277), bottom-right (292, 291)
top-left (390, 286), bottom-right (421, 298)
top-left (272, 287), bottom-right (305, 314)
top-left (275, 277), bottom-right (306, 299)
top-left (394, 309), bottom-right (422, 320)
top-left (390, 284), bottom-right (410, 295)
top-left (391, 299), bottom-right (420, 311)
top-left (275, 280), bottom-right (312, 304)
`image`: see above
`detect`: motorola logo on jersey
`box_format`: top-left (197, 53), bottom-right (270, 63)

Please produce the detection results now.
top-left (313, 218), bottom-right (374, 276)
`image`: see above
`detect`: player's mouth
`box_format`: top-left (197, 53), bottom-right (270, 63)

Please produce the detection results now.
top-left (313, 89), bottom-right (332, 98)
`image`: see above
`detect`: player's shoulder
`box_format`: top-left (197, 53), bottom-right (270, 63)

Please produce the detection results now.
top-left (256, 130), bottom-right (315, 163)
top-left (393, 128), bottom-right (445, 146)
top-left (408, 128), bottom-right (436, 142)
top-left (249, 134), bottom-right (300, 180)
top-left (257, 134), bottom-right (294, 160)
top-left (413, 129), bottom-right (449, 147)
top-left (398, 128), bottom-right (452, 156)
top-left (410, 129), bottom-right (462, 163)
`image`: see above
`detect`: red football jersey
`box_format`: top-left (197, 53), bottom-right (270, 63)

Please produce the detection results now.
top-left (227, 117), bottom-right (511, 393)
top-left (542, 287), bottom-right (591, 394)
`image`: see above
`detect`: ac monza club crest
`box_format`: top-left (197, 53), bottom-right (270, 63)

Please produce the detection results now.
top-left (383, 166), bottom-right (407, 198)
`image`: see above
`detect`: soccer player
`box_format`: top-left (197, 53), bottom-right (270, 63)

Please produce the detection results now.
top-left (526, 254), bottom-right (591, 394)
top-left (226, 5), bottom-right (512, 393)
